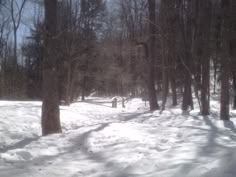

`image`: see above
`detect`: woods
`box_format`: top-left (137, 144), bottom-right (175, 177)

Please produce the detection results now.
top-left (0, 0), bottom-right (235, 134)
top-left (1, 1), bottom-right (236, 176)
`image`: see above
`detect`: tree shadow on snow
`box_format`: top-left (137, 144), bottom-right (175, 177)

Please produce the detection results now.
top-left (83, 100), bottom-right (112, 108)
top-left (0, 136), bottom-right (40, 153)
top-left (6, 123), bottom-right (133, 177)
top-left (118, 111), bottom-right (151, 122)
top-left (170, 116), bottom-right (236, 177)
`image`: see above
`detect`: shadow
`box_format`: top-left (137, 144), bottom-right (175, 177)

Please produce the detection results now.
top-left (9, 123), bottom-right (133, 177)
top-left (0, 136), bottom-right (40, 153)
top-left (170, 115), bottom-right (236, 177)
top-left (118, 111), bottom-right (151, 122)
top-left (6, 98), bottom-right (236, 177)
top-left (198, 116), bottom-right (220, 155)
top-left (81, 99), bottom-right (112, 108)
top-left (68, 123), bottom-right (110, 152)
top-left (66, 123), bottom-right (135, 177)
top-left (224, 120), bottom-right (236, 134)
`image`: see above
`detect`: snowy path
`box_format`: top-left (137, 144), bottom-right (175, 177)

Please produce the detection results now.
top-left (0, 98), bottom-right (236, 177)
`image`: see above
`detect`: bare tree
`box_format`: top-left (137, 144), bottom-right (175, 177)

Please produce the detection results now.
top-left (5, 0), bottom-right (27, 67)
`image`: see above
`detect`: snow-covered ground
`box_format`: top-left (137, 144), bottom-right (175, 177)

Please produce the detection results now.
top-left (0, 97), bottom-right (236, 177)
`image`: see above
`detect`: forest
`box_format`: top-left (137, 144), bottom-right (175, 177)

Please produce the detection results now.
top-left (0, 0), bottom-right (236, 177)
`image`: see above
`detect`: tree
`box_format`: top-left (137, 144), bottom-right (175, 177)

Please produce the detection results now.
top-left (159, 0), bottom-right (178, 109)
top-left (41, 0), bottom-right (62, 135)
top-left (147, 0), bottom-right (159, 111)
top-left (22, 20), bottom-right (43, 99)
top-left (230, 1), bottom-right (236, 109)
top-left (192, 0), bottom-right (212, 115)
top-left (7, 0), bottom-right (27, 68)
top-left (220, 0), bottom-right (234, 120)
top-left (177, 0), bottom-right (194, 111)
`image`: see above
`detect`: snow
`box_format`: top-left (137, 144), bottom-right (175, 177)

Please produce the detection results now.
top-left (0, 97), bottom-right (236, 177)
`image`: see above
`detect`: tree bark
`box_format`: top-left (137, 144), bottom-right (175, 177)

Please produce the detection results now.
top-left (160, 0), bottom-right (178, 108)
top-left (232, 72), bottom-right (236, 109)
top-left (81, 75), bottom-right (87, 101)
top-left (41, 0), bottom-right (62, 136)
top-left (220, 0), bottom-right (231, 121)
top-left (170, 72), bottom-right (177, 106)
top-left (213, 60), bottom-right (217, 94)
top-left (182, 71), bottom-right (193, 111)
top-left (65, 63), bottom-right (72, 105)
top-left (196, 0), bottom-right (211, 115)
top-left (147, 0), bottom-right (159, 111)
top-left (201, 57), bottom-right (210, 115)
top-left (179, 0), bottom-right (194, 111)
top-left (220, 56), bottom-right (230, 120)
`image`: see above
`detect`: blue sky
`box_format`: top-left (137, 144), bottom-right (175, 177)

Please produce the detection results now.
top-left (18, 0), bottom-right (42, 45)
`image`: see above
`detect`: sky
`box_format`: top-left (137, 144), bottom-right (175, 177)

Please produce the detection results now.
top-left (18, 0), bottom-right (43, 45)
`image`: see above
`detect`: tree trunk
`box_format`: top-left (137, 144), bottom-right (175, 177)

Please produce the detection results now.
top-left (182, 72), bottom-right (193, 111)
top-left (65, 64), bottom-right (72, 105)
top-left (41, 0), bottom-right (62, 136)
top-left (213, 60), bottom-right (217, 94)
top-left (170, 73), bottom-right (177, 106)
top-left (81, 76), bottom-right (86, 101)
top-left (201, 57), bottom-right (210, 115)
top-left (220, 0), bottom-right (231, 121)
top-left (160, 0), bottom-right (178, 108)
top-left (220, 56), bottom-right (230, 120)
top-left (232, 72), bottom-right (236, 109)
top-left (161, 58), bottom-right (169, 110)
top-left (197, 0), bottom-right (211, 115)
top-left (230, 1), bottom-right (236, 109)
top-left (13, 28), bottom-right (17, 68)
top-left (178, 0), bottom-right (194, 111)
top-left (147, 0), bottom-right (159, 111)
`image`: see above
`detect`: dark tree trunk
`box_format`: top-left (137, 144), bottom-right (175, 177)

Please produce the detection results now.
top-left (201, 58), bottom-right (210, 115)
top-left (230, 1), bottom-right (236, 109)
top-left (65, 63), bottom-right (72, 105)
top-left (178, 0), bottom-right (194, 111)
top-left (13, 29), bottom-right (17, 68)
top-left (160, 0), bottom-right (178, 108)
top-left (197, 0), bottom-right (212, 115)
top-left (147, 70), bottom-right (159, 111)
top-left (170, 74), bottom-right (177, 106)
top-left (81, 76), bottom-right (87, 101)
top-left (220, 0), bottom-right (231, 121)
top-left (220, 57), bottom-right (230, 120)
top-left (147, 0), bottom-right (159, 111)
top-left (213, 60), bottom-right (217, 94)
top-left (232, 72), bottom-right (236, 109)
top-left (41, 0), bottom-right (62, 136)
top-left (182, 72), bottom-right (193, 111)
top-left (161, 62), bottom-right (169, 110)
top-left (181, 41), bottom-right (194, 111)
